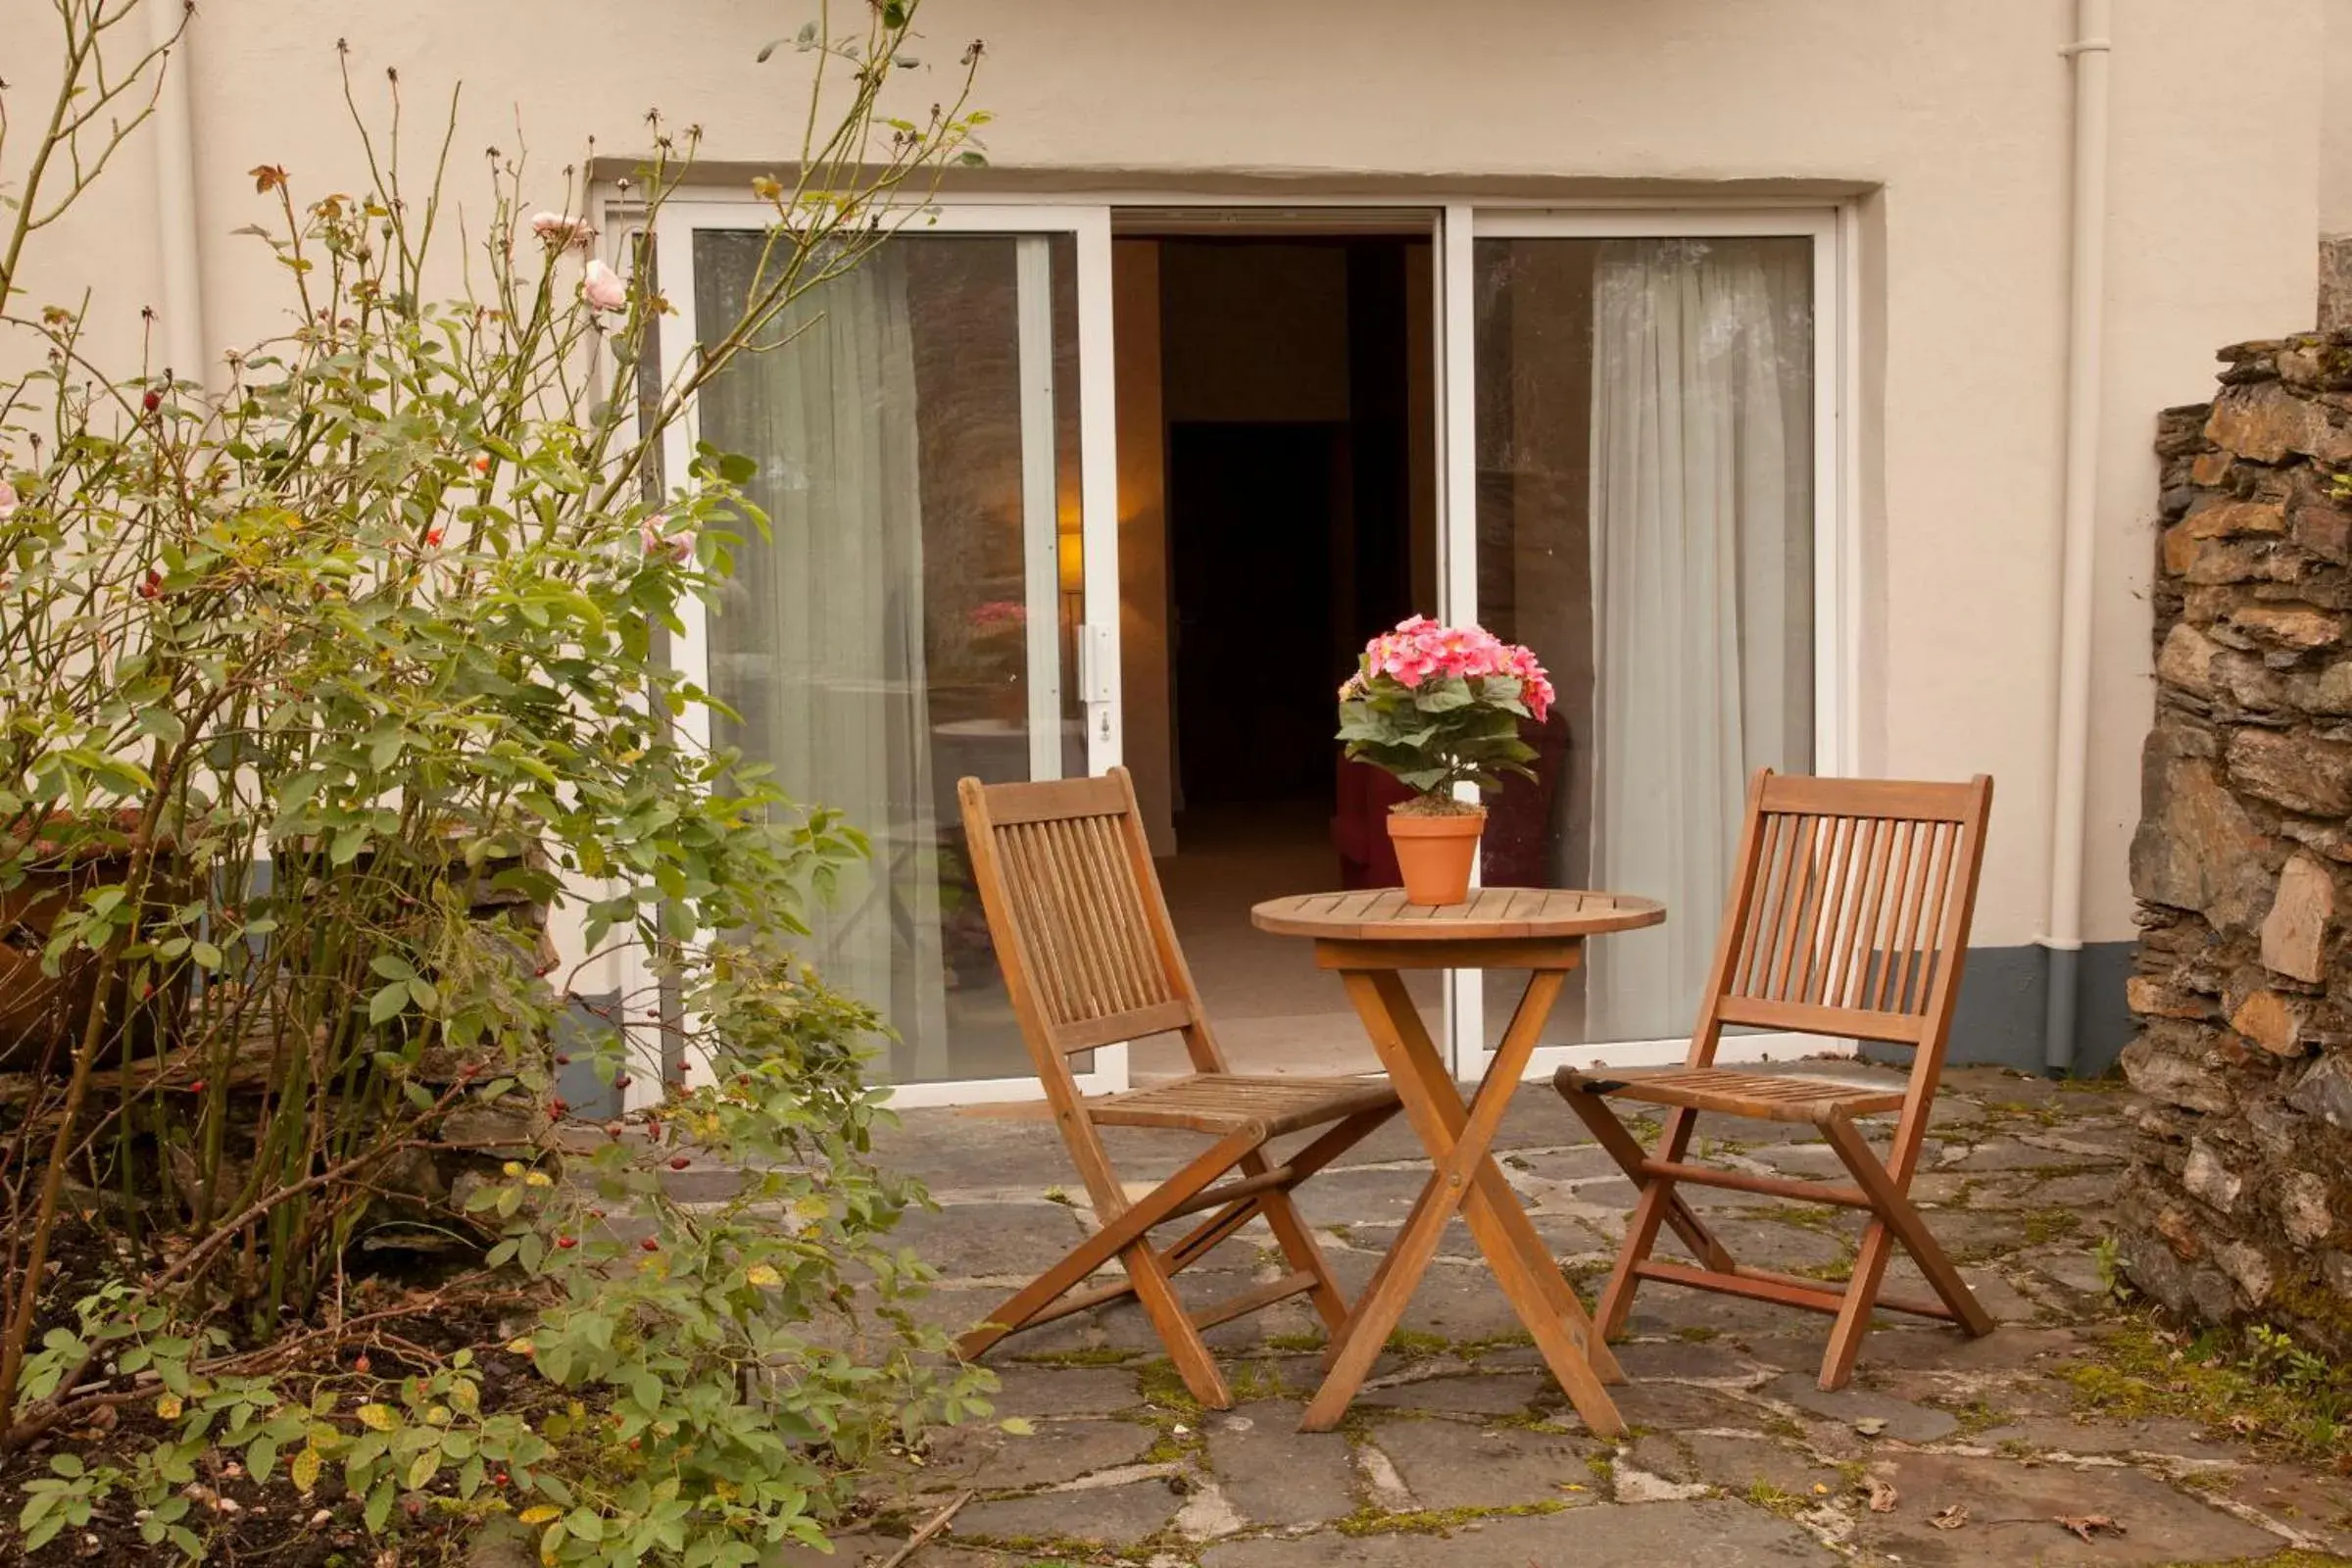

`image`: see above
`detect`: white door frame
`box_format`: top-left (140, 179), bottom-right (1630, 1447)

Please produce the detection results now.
top-left (645, 199), bottom-right (1128, 1106)
top-left (635, 189), bottom-right (1860, 1106)
top-left (1441, 204), bottom-right (1855, 1085)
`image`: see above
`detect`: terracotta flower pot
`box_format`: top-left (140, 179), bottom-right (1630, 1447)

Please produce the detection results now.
top-left (1387, 808), bottom-right (1486, 906)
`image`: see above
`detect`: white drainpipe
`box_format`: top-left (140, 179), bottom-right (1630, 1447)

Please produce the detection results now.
top-left (151, 2), bottom-right (206, 394)
top-left (2041, 0), bottom-right (2112, 1076)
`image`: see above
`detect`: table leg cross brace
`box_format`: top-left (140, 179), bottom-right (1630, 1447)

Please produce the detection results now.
top-left (1300, 967), bottom-right (1625, 1438)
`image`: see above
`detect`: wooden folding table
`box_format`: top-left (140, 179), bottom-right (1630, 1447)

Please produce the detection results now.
top-left (1250, 886), bottom-right (1666, 1435)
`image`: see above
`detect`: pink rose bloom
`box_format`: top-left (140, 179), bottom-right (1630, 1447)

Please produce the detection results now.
top-left (640, 512), bottom-right (692, 564)
top-left (0, 478), bottom-right (16, 521)
top-left (530, 211), bottom-right (597, 249)
top-left (583, 259), bottom-right (629, 313)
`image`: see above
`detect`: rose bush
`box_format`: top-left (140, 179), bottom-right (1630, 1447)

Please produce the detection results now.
top-left (0, 3), bottom-right (1003, 1563)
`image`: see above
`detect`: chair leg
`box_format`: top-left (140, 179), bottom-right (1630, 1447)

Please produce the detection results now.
top-left (1244, 1105), bottom-right (1398, 1337)
top-left (1556, 1083), bottom-right (1737, 1276)
top-left (1820, 1219), bottom-right (1896, 1390)
top-left (1119, 1239), bottom-right (1233, 1407)
top-left (955, 1129), bottom-right (1258, 1365)
top-left (1817, 1112), bottom-right (1994, 1368)
top-left (1594, 1181), bottom-right (1664, 1341)
top-left (1254, 1186), bottom-right (1349, 1335)
top-left (1556, 1093), bottom-right (1735, 1340)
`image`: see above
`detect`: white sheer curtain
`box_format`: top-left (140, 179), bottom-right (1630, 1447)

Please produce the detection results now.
top-left (1586, 238), bottom-right (1812, 1043)
top-left (695, 242), bottom-right (951, 1076)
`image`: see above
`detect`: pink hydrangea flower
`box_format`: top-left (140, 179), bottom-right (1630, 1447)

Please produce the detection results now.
top-left (1352, 614), bottom-right (1550, 715)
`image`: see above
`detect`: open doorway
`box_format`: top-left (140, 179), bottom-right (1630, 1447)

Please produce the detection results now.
top-left (1111, 223), bottom-right (1441, 1078)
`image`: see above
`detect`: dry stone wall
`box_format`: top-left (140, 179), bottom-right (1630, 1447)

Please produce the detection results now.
top-left (2121, 334), bottom-right (2352, 1351)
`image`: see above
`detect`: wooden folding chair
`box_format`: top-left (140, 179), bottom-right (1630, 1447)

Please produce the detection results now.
top-left (954, 767), bottom-right (1402, 1408)
top-left (1554, 769), bottom-right (1997, 1390)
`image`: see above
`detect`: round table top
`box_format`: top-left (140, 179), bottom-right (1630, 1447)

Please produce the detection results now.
top-left (1250, 886), bottom-right (1665, 943)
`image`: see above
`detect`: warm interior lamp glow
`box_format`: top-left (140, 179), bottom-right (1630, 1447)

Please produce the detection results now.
top-left (1057, 511), bottom-right (1084, 594)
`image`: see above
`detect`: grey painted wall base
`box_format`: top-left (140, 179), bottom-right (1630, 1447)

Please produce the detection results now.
top-left (1865, 941), bottom-right (2135, 1078)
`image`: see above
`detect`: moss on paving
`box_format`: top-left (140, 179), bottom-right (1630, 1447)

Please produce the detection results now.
top-left (956, 1527), bottom-right (1152, 1564)
top-left (1383, 1328), bottom-right (1453, 1358)
top-left (1562, 1257), bottom-right (1616, 1291)
top-left (1740, 1480), bottom-right (1813, 1519)
top-left (1983, 1098), bottom-right (2070, 1130)
top-left (1136, 1356), bottom-right (1206, 1418)
top-left (1939, 1396), bottom-right (2008, 1438)
top-left (2021, 1205), bottom-right (2084, 1247)
top-left (1139, 1428), bottom-right (1194, 1464)
top-left (1792, 1254), bottom-right (1857, 1284)
top-left (2156, 1554), bottom-right (2352, 1567)
top-left (1455, 1329), bottom-right (1536, 1358)
top-left (1334, 1499), bottom-right (1570, 1538)
top-left (1746, 1202), bottom-right (1848, 1236)
top-left (2060, 1312), bottom-right (2352, 1467)
top-left (1224, 1358), bottom-right (1288, 1402)
top-left (1009, 1346), bottom-right (1140, 1368)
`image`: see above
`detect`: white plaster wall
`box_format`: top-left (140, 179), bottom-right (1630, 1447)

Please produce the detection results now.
top-left (0, 0), bottom-right (2325, 955)
top-left (2325, 0), bottom-right (2352, 235)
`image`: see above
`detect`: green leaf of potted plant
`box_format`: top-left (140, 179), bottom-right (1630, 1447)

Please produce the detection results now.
top-left (1336, 616), bottom-right (1554, 905)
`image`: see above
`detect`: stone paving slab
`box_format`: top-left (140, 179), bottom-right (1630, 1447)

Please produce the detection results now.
top-left (860, 1067), bottom-right (2347, 1568)
top-left (953, 1475), bottom-right (1186, 1550)
top-left (1196, 1500), bottom-right (1840, 1565)
top-left (1370, 1420), bottom-right (1607, 1512)
top-left (1201, 1402), bottom-right (1355, 1527)
top-left (1851, 1450), bottom-right (2283, 1565)
top-left (1353, 1367), bottom-right (1549, 1415)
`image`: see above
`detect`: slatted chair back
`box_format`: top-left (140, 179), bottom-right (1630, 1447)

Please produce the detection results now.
top-left (1695, 771), bottom-right (1992, 1073)
top-left (952, 769), bottom-right (1403, 1411)
top-left (957, 770), bottom-right (1223, 1081)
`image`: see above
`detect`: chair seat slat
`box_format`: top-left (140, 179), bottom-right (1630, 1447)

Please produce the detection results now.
top-left (1560, 1066), bottom-right (1906, 1124)
top-left (1092, 1073), bottom-right (1399, 1136)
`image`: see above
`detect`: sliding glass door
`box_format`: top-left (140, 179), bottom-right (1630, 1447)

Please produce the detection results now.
top-left (657, 203), bottom-right (1123, 1103)
top-left (1444, 210), bottom-right (1844, 1081)
top-left (648, 197), bottom-right (1842, 1105)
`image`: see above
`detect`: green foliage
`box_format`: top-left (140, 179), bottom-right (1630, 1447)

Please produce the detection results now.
top-left (1336, 673), bottom-right (1538, 799)
top-left (0, 2), bottom-right (995, 1562)
top-left (2092, 1235), bottom-right (2133, 1302)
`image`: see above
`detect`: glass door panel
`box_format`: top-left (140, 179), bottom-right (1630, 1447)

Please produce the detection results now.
top-left (675, 210), bottom-right (1113, 1092)
top-left (1468, 229), bottom-right (1820, 1059)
